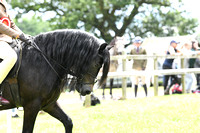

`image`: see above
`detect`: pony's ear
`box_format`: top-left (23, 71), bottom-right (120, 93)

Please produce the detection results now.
top-left (98, 43), bottom-right (108, 54)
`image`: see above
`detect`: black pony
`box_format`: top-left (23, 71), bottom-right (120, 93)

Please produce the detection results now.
top-left (0, 29), bottom-right (113, 133)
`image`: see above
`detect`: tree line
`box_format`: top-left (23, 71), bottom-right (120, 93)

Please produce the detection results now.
top-left (8, 0), bottom-right (198, 43)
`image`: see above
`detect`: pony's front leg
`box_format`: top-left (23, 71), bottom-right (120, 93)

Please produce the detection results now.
top-left (22, 101), bottom-right (40, 133)
top-left (44, 102), bottom-right (73, 133)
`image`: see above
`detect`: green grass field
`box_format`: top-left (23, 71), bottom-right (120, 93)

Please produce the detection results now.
top-left (0, 87), bottom-right (200, 133)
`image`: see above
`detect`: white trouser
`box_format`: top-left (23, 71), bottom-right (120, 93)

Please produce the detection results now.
top-left (185, 73), bottom-right (193, 93)
top-left (0, 41), bottom-right (17, 84)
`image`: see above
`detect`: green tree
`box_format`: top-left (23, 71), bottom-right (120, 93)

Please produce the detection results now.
top-left (14, 16), bottom-right (51, 36)
top-left (9, 0), bottom-right (198, 42)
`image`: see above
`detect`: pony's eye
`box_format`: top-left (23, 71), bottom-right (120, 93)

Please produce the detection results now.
top-left (95, 63), bottom-right (101, 68)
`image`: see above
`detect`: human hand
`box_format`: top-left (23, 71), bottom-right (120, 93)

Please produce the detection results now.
top-left (19, 33), bottom-right (32, 45)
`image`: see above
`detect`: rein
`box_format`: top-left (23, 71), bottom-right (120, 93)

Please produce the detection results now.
top-left (29, 40), bottom-right (98, 85)
top-left (31, 41), bottom-right (63, 79)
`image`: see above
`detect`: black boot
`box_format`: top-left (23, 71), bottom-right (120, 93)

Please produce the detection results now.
top-left (143, 84), bottom-right (148, 97)
top-left (134, 85), bottom-right (138, 97)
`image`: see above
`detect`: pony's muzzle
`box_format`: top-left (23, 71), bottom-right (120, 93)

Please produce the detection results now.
top-left (76, 84), bottom-right (93, 96)
top-left (81, 84), bottom-right (93, 96)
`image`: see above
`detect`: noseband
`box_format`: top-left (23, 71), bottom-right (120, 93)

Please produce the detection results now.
top-left (77, 72), bottom-right (98, 85)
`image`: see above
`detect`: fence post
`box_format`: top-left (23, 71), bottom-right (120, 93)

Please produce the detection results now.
top-left (153, 54), bottom-right (158, 96)
top-left (181, 58), bottom-right (186, 93)
top-left (84, 94), bottom-right (91, 107)
top-left (122, 51), bottom-right (127, 99)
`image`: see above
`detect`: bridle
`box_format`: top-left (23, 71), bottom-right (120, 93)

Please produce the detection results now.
top-left (76, 72), bottom-right (98, 85)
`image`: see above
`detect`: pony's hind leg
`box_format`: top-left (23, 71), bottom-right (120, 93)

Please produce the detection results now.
top-left (44, 102), bottom-right (73, 133)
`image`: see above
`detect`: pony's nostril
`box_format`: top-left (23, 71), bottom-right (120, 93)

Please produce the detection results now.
top-left (85, 90), bottom-right (91, 95)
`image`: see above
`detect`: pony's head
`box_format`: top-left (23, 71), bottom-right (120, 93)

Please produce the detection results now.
top-left (76, 43), bottom-right (113, 96)
top-left (33, 29), bottom-right (114, 96)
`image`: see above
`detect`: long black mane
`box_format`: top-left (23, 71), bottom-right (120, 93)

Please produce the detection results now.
top-left (23, 29), bottom-right (109, 86)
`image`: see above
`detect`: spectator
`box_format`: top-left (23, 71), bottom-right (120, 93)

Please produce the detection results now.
top-left (189, 40), bottom-right (199, 68)
top-left (162, 40), bottom-right (181, 95)
top-left (195, 57), bottom-right (200, 86)
top-left (192, 40), bottom-right (200, 86)
top-left (130, 36), bottom-right (147, 97)
top-left (181, 42), bottom-right (194, 93)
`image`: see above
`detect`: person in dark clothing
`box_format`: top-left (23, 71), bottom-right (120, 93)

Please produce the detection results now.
top-left (195, 58), bottom-right (200, 85)
top-left (191, 40), bottom-right (200, 86)
top-left (162, 40), bottom-right (181, 95)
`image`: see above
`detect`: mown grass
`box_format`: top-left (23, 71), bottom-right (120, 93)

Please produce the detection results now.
top-left (0, 87), bottom-right (200, 133)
